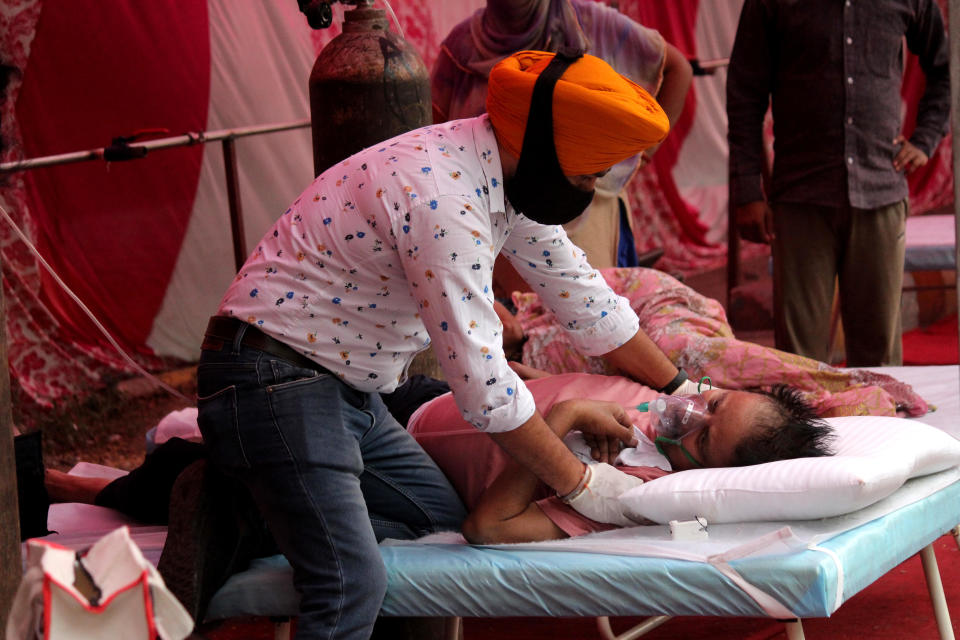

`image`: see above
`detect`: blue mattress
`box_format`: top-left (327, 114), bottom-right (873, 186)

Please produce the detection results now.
top-left (205, 475), bottom-right (960, 621)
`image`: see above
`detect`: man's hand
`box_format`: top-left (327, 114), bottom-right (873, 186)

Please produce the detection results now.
top-left (547, 399), bottom-right (637, 464)
top-left (563, 462), bottom-right (645, 526)
top-left (735, 200), bottom-right (774, 244)
top-left (893, 136), bottom-right (929, 174)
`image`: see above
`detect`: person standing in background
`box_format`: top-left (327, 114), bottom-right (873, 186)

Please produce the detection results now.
top-left (727, 0), bottom-right (949, 366)
top-left (432, 0), bottom-right (692, 279)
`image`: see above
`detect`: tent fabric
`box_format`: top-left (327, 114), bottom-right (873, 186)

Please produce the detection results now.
top-left (0, 0), bottom-right (952, 406)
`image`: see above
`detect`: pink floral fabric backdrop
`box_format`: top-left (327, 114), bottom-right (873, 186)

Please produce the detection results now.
top-left (0, 0), bottom-right (953, 408)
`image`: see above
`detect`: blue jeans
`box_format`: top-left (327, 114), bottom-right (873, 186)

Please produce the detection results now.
top-left (196, 328), bottom-right (467, 640)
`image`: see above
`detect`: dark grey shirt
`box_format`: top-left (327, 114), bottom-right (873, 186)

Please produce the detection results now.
top-left (727, 0), bottom-right (950, 209)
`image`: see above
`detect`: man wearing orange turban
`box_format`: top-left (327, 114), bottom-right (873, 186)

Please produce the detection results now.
top-left (486, 50), bottom-right (668, 227)
top-left (488, 50), bottom-right (669, 175)
top-left (198, 49), bottom-right (694, 640)
top-left (431, 0), bottom-right (693, 271)
top-left (487, 50), bottom-right (668, 230)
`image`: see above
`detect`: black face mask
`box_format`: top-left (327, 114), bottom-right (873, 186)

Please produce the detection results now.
top-left (504, 50), bottom-right (594, 226)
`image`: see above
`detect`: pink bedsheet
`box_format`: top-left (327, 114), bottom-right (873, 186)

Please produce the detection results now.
top-left (408, 373), bottom-right (658, 508)
top-left (515, 268), bottom-right (929, 418)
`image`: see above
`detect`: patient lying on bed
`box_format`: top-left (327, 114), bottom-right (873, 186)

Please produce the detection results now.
top-left (498, 267), bottom-right (929, 418)
top-left (407, 372), bottom-right (833, 544)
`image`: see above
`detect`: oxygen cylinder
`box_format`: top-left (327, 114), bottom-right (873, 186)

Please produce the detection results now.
top-left (308, 1), bottom-right (431, 176)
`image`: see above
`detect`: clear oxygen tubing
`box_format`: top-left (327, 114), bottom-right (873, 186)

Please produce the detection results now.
top-left (0, 201), bottom-right (190, 402)
top-left (636, 375), bottom-right (713, 413)
top-left (379, 0), bottom-right (405, 40)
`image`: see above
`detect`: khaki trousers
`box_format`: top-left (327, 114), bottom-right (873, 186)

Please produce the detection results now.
top-left (772, 199), bottom-right (907, 366)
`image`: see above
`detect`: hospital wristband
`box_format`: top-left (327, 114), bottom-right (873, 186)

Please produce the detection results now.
top-left (658, 369), bottom-right (688, 395)
top-left (558, 463), bottom-right (592, 504)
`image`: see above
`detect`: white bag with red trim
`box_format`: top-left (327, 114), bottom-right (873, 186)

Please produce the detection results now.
top-left (6, 526), bottom-right (192, 640)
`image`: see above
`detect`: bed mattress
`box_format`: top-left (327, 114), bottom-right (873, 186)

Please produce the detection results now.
top-left (205, 365), bottom-right (960, 621)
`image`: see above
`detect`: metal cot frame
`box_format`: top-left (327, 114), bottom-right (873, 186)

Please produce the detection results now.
top-left (206, 476), bottom-right (960, 640)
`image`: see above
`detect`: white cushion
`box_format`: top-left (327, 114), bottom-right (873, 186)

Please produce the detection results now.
top-left (619, 416), bottom-right (960, 524)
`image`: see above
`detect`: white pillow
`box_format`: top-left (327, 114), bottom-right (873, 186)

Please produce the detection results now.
top-left (619, 416), bottom-right (960, 524)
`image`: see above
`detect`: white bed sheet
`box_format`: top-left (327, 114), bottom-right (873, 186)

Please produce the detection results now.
top-left (868, 365), bottom-right (959, 435)
top-left (904, 214), bottom-right (957, 272)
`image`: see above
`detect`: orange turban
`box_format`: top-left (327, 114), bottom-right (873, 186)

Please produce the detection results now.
top-left (486, 51), bottom-right (669, 175)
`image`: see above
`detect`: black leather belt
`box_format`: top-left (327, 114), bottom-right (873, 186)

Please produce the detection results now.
top-left (202, 316), bottom-right (327, 372)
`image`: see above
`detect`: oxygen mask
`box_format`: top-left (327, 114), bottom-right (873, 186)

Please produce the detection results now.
top-left (637, 394), bottom-right (710, 468)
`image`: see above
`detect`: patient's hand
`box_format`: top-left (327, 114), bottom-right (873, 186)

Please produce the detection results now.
top-left (548, 399), bottom-right (637, 465)
top-left (509, 361), bottom-right (551, 380)
top-left (583, 433), bottom-right (625, 465)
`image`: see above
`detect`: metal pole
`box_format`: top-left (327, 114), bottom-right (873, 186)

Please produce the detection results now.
top-left (0, 119), bottom-right (310, 174)
top-left (222, 138), bottom-right (248, 272)
top-left (0, 254), bottom-right (21, 631)
top-left (920, 544), bottom-right (956, 640)
top-left (951, 0), bottom-right (960, 392)
top-left (0, 119), bottom-right (309, 281)
top-left (597, 615), bottom-right (671, 640)
top-left (783, 620), bottom-right (806, 640)
top-left (727, 189), bottom-right (740, 312)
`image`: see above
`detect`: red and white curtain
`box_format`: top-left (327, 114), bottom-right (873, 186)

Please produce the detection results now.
top-left (0, 0), bottom-right (951, 406)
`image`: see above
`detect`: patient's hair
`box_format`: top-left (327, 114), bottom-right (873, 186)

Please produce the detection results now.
top-left (731, 384), bottom-right (834, 467)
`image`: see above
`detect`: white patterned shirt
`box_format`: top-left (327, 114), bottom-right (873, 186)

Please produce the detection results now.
top-left (219, 115), bottom-right (639, 432)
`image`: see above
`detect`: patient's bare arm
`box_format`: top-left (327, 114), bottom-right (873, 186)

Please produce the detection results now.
top-left (461, 455), bottom-right (568, 544)
top-left (464, 399), bottom-right (632, 544)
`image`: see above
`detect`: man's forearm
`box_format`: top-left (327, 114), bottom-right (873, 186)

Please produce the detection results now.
top-left (911, 73), bottom-right (950, 157)
top-left (906, 0), bottom-right (950, 157)
top-left (603, 329), bottom-right (679, 391)
top-left (489, 411), bottom-right (585, 496)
